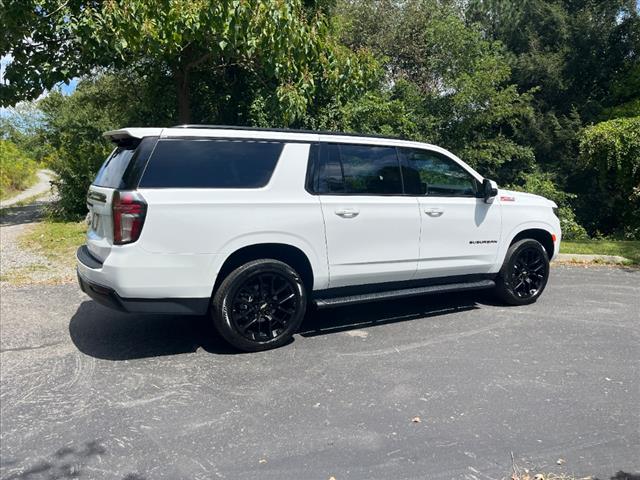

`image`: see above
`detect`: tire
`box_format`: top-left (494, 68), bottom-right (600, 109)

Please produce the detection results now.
top-left (211, 259), bottom-right (307, 352)
top-left (495, 239), bottom-right (550, 306)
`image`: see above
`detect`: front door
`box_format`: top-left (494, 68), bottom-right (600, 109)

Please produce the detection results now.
top-left (398, 147), bottom-right (502, 278)
top-left (317, 142), bottom-right (421, 288)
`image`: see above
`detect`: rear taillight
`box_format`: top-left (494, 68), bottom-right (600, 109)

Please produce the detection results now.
top-left (112, 190), bottom-right (147, 245)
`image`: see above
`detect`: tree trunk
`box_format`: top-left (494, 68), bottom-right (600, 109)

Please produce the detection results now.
top-left (176, 72), bottom-right (191, 124)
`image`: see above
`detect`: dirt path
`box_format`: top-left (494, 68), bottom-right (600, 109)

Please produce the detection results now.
top-left (0, 176), bottom-right (74, 285)
top-left (0, 169), bottom-right (56, 208)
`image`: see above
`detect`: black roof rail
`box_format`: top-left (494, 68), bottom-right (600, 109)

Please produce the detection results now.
top-left (170, 124), bottom-right (410, 141)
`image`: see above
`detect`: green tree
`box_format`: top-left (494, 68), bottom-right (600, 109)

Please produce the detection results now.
top-left (336, 0), bottom-right (535, 182)
top-left (37, 72), bottom-right (174, 218)
top-left (465, 0), bottom-right (639, 235)
top-left (579, 116), bottom-right (640, 237)
top-left (0, 102), bottom-right (52, 163)
top-left (1, 0), bottom-right (375, 124)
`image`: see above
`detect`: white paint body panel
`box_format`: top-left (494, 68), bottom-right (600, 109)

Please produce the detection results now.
top-left (416, 197), bottom-right (502, 277)
top-left (79, 127), bottom-right (561, 301)
top-left (319, 195), bottom-right (421, 287)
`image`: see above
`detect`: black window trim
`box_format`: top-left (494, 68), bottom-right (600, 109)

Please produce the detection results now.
top-left (305, 142), bottom-right (482, 198)
top-left (124, 136), bottom-right (159, 189)
top-left (307, 142), bottom-right (407, 197)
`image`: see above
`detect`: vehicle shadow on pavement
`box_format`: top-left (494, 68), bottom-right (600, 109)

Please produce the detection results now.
top-left (68, 301), bottom-right (236, 360)
top-left (69, 290), bottom-right (497, 360)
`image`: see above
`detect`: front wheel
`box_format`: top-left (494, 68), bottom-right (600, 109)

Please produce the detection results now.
top-left (212, 259), bottom-right (307, 352)
top-left (495, 239), bottom-right (550, 306)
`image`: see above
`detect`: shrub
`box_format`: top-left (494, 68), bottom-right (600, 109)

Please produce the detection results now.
top-left (579, 116), bottom-right (640, 239)
top-left (0, 140), bottom-right (38, 200)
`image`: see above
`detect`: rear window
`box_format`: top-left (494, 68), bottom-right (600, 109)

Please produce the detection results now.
top-left (139, 139), bottom-right (284, 188)
top-left (93, 137), bottom-right (157, 189)
top-left (93, 148), bottom-right (136, 188)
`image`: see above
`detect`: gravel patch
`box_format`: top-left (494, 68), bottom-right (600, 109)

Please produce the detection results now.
top-left (0, 188), bottom-right (75, 285)
top-left (0, 222), bottom-right (72, 285)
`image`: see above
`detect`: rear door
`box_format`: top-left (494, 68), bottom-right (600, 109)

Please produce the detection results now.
top-left (316, 142), bottom-right (421, 288)
top-left (86, 136), bottom-right (157, 261)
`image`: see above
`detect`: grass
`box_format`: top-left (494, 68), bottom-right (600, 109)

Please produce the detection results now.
top-left (19, 220), bottom-right (87, 266)
top-left (560, 239), bottom-right (640, 264)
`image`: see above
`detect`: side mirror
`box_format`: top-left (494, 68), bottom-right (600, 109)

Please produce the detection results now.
top-left (482, 178), bottom-right (498, 203)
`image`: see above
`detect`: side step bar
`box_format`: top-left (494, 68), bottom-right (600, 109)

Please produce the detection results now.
top-left (314, 279), bottom-right (495, 309)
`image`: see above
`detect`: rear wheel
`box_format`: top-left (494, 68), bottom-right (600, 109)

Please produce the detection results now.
top-left (495, 239), bottom-right (550, 305)
top-left (212, 259), bottom-right (307, 352)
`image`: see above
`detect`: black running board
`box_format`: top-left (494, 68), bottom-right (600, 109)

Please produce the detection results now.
top-left (313, 279), bottom-right (495, 309)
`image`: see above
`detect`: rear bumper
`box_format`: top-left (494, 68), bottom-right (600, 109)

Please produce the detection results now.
top-left (76, 246), bottom-right (209, 315)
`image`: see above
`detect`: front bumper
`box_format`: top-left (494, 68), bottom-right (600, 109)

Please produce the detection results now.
top-left (76, 246), bottom-right (209, 315)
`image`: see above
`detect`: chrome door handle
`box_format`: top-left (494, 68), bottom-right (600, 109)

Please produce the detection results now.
top-left (424, 208), bottom-right (444, 217)
top-left (335, 208), bottom-right (360, 218)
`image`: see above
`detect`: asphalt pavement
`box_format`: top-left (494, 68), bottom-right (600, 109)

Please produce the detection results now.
top-left (0, 265), bottom-right (638, 480)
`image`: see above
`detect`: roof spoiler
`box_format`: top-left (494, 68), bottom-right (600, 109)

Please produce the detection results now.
top-left (103, 128), bottom-right (163, 146)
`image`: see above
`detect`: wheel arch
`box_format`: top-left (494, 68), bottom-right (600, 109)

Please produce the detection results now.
top-left (509, 228), bottom-right (555, 260)
top-left (212, 243), bottom-right (315, 296)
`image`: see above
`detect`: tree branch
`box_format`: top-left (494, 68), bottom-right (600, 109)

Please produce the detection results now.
top-left (185, 52), bottom-right (213, 72)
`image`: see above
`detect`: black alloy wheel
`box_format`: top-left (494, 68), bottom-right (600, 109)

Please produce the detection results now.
top-left (510, 246), bottom-right (548, 299)
top-left (496, 238), bottom-right (550, 306)
top-left (230, 272), bottom-right (298, 341)
top-left (212, 259), bottom-right (307, 351)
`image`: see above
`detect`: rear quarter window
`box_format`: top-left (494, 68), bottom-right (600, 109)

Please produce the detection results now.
top-left (139, 139), bottom-right (284, 188)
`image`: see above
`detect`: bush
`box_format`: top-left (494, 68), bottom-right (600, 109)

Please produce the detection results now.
top-left (579, 116), bottom-right (640, 239)
top-left (0, 140), bottom-right (38, 200)
top-left (507, 171), bottom-right (589, 240)
top-left (47, 140), bottom-right (112, 220)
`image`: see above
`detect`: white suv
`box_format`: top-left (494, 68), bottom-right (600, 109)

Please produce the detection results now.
top-left (77, 126), bottom-right (561, 351)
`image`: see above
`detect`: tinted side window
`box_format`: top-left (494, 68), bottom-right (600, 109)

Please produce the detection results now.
top-left (400, 148), bottom-right (479, 197)
top-left (317, 143), bottom-right (403, 195)
top-left (139, 139), bottom-right (284, 188)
